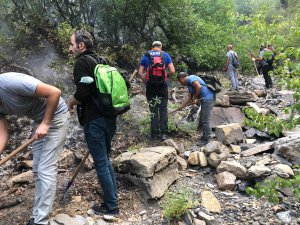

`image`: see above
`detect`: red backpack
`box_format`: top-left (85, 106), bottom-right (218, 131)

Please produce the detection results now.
top-left (145, 51), bottom-right (167, 88)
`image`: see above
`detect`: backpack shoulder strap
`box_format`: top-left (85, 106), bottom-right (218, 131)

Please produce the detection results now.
top-left (84, 54), bottom-right (108, 65)
top-left (84, 54), bottom-right (98, 64)
top-left (145, 51), bottom-right (151, 59)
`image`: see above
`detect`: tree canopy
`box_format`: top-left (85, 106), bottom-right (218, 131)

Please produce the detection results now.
top-left (0, 0), bottom-right (299, 71)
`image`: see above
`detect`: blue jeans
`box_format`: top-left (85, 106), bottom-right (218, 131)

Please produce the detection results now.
top-left (199, 99), bottom-right (215, 140)
top-left (84, 116), bottom-right (118, 210)
top-left (227, 64), bottom-right (239, 90)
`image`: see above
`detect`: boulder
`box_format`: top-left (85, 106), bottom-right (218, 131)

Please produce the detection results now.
top-left (215, 123), bottom-right (244, 145)
top-left (211, 107), bottom-right (245, 128)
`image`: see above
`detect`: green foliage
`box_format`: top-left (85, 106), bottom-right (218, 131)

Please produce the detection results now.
top-left (53, 22), bottom-right (75, 56)
top-left (0, 0), bottom-right (299, 73)
top-left (246, 179), bottom-right (281, 204)
top-left (243, 108), bottom-right (297, 137)
top-left (161, 188), bottom-right (194, 222)
top-left (246, 168), bottom-right (300, 204)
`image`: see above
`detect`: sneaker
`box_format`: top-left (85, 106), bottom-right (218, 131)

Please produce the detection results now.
top-left (92, 204), bottom-right (119, 216)
top-left (26, 219), bottom-right (34, 225)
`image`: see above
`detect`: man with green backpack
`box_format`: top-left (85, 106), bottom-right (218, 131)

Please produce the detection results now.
top-left (68, 30), bottom-right (128, 217)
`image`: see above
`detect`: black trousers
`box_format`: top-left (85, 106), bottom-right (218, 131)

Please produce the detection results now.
top-left (262, 65), bottom-right (273, 89)
top-left (146, 88), bottom-right (168, 134)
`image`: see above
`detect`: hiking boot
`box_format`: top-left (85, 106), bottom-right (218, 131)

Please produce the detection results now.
top-left (161, 134), bottom-right (168, 141)
top-left (92, 204), bottom-right (119, 217)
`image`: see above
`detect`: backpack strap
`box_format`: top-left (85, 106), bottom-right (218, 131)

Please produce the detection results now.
top-left (84, 54), bottom-right (109, 65)
top-left (145, 51), bottom-right (165, 59)
top-left (145, 51), bottom-right (151, 59)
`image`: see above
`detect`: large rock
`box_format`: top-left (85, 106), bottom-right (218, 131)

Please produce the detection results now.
top-left (274, 135), bottom-right (300, 164)
top-left (273, 164), bottom-right (294, 178)
top-left (114, 146), bottom-right (179, 199)
top-left (215, 123), bottom-right (244, 145)
top-left (211, 107), bottom-right (245, 128)
top-left (207, 152), bottom-right (228, 168)
top-left (216, 161), bottom-right (247, 178)
top-left (216, 171), bottom-right (236, 191)
top-left (203, 141), bottom-right (230, 155)
top-left (201, 190), bottom-right (221, 213)
top-left (215, 94), bottom-right (230, 107)
top-left (123, 162), bottom-right (179, 199)
top-left (227, 91), bottom-right (258, 105)
top-left (247, 165), bottom-right (271, 178)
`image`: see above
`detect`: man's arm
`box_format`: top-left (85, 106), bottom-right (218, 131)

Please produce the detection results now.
top-left (0, 117), bottom-right (8, 153)
top-left (167, 62), bottom-right (175, 77)
top-left (192, 80), bottom-right (202, 103)
top-left (226, 55), bottom-right (230, 67)
top-left (178, 92), bottom-right (193, 110)
top-left (34, 81), bottom-right (61, 140)
top-left (67, 96), bottom-right (81, 111)
top-left (138, 65), bottom-right (147, 84)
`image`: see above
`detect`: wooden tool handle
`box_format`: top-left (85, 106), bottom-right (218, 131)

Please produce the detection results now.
top-left (70, 151), bottom-right (90, 182)
top-left (0, 137), bottom-right (35, 166)
top-left (129, 70), bottom-right (138, 83)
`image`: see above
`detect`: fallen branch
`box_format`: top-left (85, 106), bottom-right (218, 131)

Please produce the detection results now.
top-left (0, 198), bottom-right (22, 210)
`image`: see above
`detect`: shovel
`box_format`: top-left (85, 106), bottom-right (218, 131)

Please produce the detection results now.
top-left (62, 151), bottom-right (90, 204)
top-left (0, 137), bottom-right (35, 166)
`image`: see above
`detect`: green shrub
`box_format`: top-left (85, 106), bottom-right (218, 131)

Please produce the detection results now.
top-left (161, 188), bottom-right (194, 222)
top-left (246, 167), bottom-right (300, 204)
top-left (243, 108), bottom-right (296, 137)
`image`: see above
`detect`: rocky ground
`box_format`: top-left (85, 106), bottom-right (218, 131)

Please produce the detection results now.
top-left (0, 63), bottom-right (300, 225)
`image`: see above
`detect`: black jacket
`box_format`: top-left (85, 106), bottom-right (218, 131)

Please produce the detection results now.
top-left (73, 50), bottom-right (104, 124)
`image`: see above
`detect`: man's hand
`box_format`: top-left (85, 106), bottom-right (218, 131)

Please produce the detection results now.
top-left (34, 122), bottom-right (50, 140)
top-left (192, 99), bottom-right (200, 105)
top-left (67, 97), bottom-right (80, 111)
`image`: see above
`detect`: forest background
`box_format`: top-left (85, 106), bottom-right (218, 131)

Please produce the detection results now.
top-left (0, 0), bottom-right (299, 124)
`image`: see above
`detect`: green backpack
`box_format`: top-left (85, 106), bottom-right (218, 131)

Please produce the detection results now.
top-left (87, 55), bottom-right (130, 116)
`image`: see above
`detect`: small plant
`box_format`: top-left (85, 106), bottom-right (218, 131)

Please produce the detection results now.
top-left (161, 188), bottom-right (194, 222)
top-left (246, 167), bottom-right (300, 204)
top-left (127, 144), bottom-right (144, 152)
top-left (243, 108), bottom-right (296, 137)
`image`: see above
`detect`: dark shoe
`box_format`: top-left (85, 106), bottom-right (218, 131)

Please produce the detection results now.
top-left (161, 134), bottom-right (168, 141)
top-left (26, 218), bottom-right (34, 225)
top-left (92, 204), bottom-right (119, 216)
top-left (26, 218), bottom-right (49, 225)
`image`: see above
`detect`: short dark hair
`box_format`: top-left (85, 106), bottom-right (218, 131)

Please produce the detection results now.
top-left (74, 30), bottom-right (94, 49)
top-left (177, 72), bottom-right (188, 80)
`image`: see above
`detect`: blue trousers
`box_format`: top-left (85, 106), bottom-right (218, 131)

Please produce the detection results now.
top-left (227, 64), bottom-right (239, 90)
top-left (84, 116), bottom-right (118, 210)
